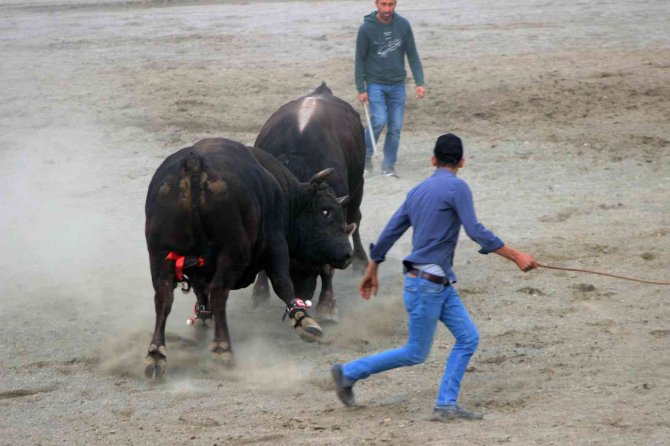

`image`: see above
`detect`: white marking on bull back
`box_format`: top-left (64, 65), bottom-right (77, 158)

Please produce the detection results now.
top-left (298, 97), bottom-right (319, 133)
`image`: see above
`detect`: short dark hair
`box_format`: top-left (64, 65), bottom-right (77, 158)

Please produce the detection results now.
top-left (433, 133), bottom-right (463, 165)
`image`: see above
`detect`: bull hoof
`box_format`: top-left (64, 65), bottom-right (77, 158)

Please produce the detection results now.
top-left (144, 344), bottom-right (167, 379)
top-left (294, 316), bottom-right (323, 343)
top-left (211, 341), bottom-right (235, 368)
top-left (316, 303), bottom-right (340, 324)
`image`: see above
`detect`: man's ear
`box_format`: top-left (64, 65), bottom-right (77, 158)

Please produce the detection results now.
top-left (457, 158), bottom-right (465, 168)
top-left (431, 155), bottom-right (438, 167)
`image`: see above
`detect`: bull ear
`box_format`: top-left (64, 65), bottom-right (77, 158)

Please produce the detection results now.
top-left (346, 222), bottom-right (357, 235)
top-left (309, 168), bottom-right (334, 184)
top-left (337, 195), bottom-right (350, 206)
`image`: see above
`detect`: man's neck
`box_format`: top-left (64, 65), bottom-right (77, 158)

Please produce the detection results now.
top-left (437, 166), bottom-right (459, 175)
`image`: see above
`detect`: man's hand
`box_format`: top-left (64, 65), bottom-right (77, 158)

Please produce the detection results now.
top-left (358, 261), bottom-right (380, 300)
top-left (415, 86), bottom-right (426, 99)
top-left (494, 245), bottom-right (538, 272)
top-left (513, 251), bottom-right (538, 272)
top-left (358, 92), bottom-right (369, 104)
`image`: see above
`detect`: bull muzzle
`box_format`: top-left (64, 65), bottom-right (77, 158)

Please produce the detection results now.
top-left (332, 248), bottom-right (354, 270)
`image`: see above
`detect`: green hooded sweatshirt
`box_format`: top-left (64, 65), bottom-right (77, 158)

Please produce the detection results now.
top-left (354, 11), bottom-right (425, 93)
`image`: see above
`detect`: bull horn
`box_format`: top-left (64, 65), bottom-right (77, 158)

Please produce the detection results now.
top-left (346, 222), bottom-right (357, 235)
top-left (337, 195), bottom-right (350, 206)
top-left (309, 168), bottom-right (335, 184)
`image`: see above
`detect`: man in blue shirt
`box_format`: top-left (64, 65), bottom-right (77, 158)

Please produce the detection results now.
top-left (331, 133), bottom-right (538, 421)
top-left (355, 0), bottom-right (426, 178)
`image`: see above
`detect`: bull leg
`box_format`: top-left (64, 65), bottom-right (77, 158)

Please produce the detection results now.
top-left (316, 265), bottom-right (339, 323)
top-left (209, 287), bottom-right (234, 367)
top-left (350, 208), bottom-right (368, 274)
top-left (251, 270), bottom-right (272, 308)
top-left (190, 282), bottom-right (212, 343)
top-left (265, 240), bottom-right (323, 343)
top-left (145, 258), bottom-right (175, 379)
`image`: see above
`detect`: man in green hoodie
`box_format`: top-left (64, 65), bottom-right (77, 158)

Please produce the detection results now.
top-left (355, 0), bottom-right (426, 178)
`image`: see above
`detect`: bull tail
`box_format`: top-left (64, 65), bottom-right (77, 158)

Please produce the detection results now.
top-left (181, 152), bottom-right (204, 248)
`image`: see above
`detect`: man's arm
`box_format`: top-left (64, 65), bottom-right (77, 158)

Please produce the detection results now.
top-left (369, 202), bottom-right (411, 264)
top-left (452, 181), bottom-right (504, 254)
top-left (354, 25), bottom-right (368, 95)
top-left (358, 202), bottom-right (411, 299)
top-left (404, 23), bottom-right (425, 89)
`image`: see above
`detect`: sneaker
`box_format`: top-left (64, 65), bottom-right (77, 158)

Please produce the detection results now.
top-left (330, 364), bottom-right (355, 406)
top-left (431, 404), bottom-right (483, 421)
top-left (381, 166), bottom-right (399, 178)
top-left (364, 158), bottom-right (374, 175)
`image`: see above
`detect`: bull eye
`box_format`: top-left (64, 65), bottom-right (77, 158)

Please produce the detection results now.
top-left (322, 209), bottom-right (330, 217)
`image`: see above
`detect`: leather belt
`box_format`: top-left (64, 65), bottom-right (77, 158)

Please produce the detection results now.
top-left (406, 269), bottom-right (449, 285)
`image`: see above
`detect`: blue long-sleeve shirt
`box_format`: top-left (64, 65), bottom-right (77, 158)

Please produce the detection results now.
top-left (370, 168), bottom-right (504, 283)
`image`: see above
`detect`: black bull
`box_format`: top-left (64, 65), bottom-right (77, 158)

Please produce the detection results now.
top-left (143, 138), bottom-right (354, 378)
top-left (252, 83), bottom-right (369, 322)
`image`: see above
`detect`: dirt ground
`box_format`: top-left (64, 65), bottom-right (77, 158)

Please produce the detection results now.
top-left (1, 0), bottom-right (669, 444)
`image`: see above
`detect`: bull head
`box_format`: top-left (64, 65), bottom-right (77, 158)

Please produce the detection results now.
top-left (309, 168), bottom-right (334, 184)
top-left (292, 178), bottom-right (353, 269)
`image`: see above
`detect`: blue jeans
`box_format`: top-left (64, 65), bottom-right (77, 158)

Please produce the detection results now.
top-left (365, 82), bottom-right (407, 169)
top-left (342, 276), bottom-right (480, 406)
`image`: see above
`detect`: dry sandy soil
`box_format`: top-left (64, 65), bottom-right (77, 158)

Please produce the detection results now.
top-left (1, 0), bottom-right (669, 445)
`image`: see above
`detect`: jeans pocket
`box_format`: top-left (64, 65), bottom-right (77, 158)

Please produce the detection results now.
top-left (421, 281), bottom-right (446, 303)
top-left (422, 280), bottom-right (444, 293)
top-left (404, 276), bottom-right (419, 294)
